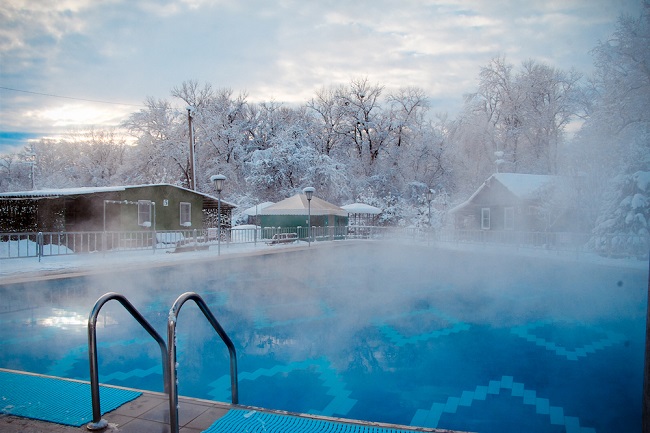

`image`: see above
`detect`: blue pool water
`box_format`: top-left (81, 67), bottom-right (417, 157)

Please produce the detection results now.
top-left (0, 243), bottom-right (646, 432)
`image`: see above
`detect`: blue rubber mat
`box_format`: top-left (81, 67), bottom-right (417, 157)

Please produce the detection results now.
top-left (204, 409), bottom-right (420, 433)
top-left (0, 370), bottom-right (141, 426)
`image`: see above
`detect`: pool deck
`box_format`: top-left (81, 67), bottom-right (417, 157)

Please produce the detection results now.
top-left (0, 387), bottom-right (465, 433)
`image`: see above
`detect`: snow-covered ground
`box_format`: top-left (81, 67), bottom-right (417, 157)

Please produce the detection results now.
top-left (0, 239), bottom-right (310, 283)
top-left (0, 237), bottom-right (646, 285)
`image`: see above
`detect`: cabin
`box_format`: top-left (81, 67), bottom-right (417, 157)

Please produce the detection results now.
top-left (449, 173), bottom-right (578, 232)
top-left (0, 184), bottom-right (236, 233)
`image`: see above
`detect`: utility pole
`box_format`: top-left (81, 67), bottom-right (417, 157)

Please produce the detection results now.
top-left (187, 106), bottom-right (196, 190)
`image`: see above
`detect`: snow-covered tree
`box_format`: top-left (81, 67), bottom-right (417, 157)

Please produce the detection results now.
top-left (574, 3), bottom-right (650, 254)
top-left (459, 56), bottom-right (582, 178)
top-left (516, 60), bottom-right (582, 174)
top-left (63, 128), bottom-right (126, 186)
top-left (306, 85), bottom-right (347, 156)
top-left (591, 171), bottom-right (650, 257)
top-left (245, 106), bottom-right (321, 201)
top-left (122, 97), bottom-right (188, 186)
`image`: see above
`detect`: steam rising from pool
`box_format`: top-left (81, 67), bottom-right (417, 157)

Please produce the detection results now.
top-left (0, 241), bottom-right (646, 431)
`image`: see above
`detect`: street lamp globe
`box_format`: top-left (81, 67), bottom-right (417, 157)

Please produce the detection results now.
top-left (211, 174), bottom-right (226, 193)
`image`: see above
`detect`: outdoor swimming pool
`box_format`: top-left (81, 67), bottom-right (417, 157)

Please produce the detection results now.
top-left (0, 242), bottom-right (646, 432)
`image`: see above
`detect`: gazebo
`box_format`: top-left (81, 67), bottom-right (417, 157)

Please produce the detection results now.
top-left (258, 193), bottom-right (348, 230)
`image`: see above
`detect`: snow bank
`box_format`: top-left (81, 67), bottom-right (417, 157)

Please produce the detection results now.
top-left (0, 239), bottom-right (74, 258)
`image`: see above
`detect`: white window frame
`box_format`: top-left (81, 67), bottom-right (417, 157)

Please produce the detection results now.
top-left (138, 200), bottom-right (152, 226)
top-left (180, 202), bottom-right (191, 227)
top-left (504, 207), bottom-right (515, 230)
top-left (481, 208), bottom-right (491, 230)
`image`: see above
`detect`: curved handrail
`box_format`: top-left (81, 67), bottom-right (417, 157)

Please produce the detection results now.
top-left (87, 292), bottom-right (169, 430)
top-left (168, 292), bottom-right (238, 433)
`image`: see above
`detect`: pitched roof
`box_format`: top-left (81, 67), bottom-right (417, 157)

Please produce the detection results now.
top-left (450, 173), bottom-right (557, 213)
top-left (493, 173), bottom-right (556, 200)
top-left (259, 194), bottom-right (347, 216)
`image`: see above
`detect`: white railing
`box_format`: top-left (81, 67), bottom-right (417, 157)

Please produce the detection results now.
top-left (1, 228), bottom-right (647, 260)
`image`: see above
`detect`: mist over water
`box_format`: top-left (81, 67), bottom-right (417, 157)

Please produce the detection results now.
top-left (0, 242), bottom-right (646, 431)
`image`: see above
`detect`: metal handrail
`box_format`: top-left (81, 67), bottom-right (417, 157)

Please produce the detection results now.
top-left (167, 292), bottom-right (238, 433)
top-left (87, 292), bottom-right (170, 430)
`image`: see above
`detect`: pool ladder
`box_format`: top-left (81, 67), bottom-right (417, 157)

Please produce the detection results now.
top-left (87, 292), bottom-right (238, 433)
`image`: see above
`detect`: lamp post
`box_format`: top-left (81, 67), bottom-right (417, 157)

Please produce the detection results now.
top-left (303, 187), bottom-right (315, 246)
top-left (426, 189), bottom-right (433, 246)
top-left (426, 189), bottom-right (433, 227)
top-left (211, 174), bottom-right (226, 255)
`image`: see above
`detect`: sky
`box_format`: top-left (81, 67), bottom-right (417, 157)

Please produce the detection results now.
top-left (0, 0), bottom-right (644, 154)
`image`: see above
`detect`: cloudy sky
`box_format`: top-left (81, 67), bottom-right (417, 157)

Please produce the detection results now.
top-left (0, 0), bottom-right (643, 154)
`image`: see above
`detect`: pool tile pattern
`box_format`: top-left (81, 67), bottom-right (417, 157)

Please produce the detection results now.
top-left (207, 357), bottom-right (357, 417)
top-left (410, 375), bottom-right (596, 433)
top-left (510, 320), bottom-right (626, 361)
top-left (375, 308), bottom-right (471, 347)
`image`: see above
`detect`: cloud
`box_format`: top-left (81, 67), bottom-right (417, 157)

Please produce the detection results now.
top-left (0, 0), bottom-right (644, 154)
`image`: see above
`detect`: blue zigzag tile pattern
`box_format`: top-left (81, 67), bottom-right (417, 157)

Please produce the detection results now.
top-left (411, 375), bottom-right (596, 433)
top-left (375, 308), bottom-right (471, 347)
top-left (510, 320), bottom-right (626, 361)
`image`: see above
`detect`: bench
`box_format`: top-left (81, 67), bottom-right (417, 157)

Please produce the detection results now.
top-left (266, 233), bottom-right (298, 245)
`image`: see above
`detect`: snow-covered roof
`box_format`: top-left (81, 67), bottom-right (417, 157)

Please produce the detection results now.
top-left (0, 184), bottom-right (238, 207)
top-left (493, 173), bottom-right (556, 200)
top-left (259, 194), bottom-right (347, 216)
top-left (242, 202), bottom-right (274, 216)
top-left (450, 173), bottom-right (557, 213)
top-left (341, 202), bottom-right (382, 214)
top-left (0, 186), bottom-right (129, 198)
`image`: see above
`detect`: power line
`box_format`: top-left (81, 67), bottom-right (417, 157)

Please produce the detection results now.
top-left (0, 86), bottom-right (144, 108)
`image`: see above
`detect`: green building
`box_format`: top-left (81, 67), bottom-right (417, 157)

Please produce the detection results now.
top-left (258, 193), bottom-right (348, 236)
top-left (0, 184), bottom-right (236, 233)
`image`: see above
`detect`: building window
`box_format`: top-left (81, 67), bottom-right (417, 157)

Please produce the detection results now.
top-left (481, 208), bottom-right (490, 230)
top-left (504, 207), bottom-right (515, 230)
top-left (180, 202), bottom-right (191, 227)
top-left (138, 200), bottom-right (152, 227)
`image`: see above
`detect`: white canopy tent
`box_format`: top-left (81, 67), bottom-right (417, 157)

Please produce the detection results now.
top-left (242, 202), bottom-right (274, 225)
top-left (341, 202), bottom-right (382, 226)
top-left (243, 202), bottom-right (274, 216)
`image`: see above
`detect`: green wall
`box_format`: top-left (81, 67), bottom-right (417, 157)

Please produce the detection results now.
top-left (259, 214), bottom-right (348, 237)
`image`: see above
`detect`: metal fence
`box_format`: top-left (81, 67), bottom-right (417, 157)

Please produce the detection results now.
top-left (434, 229), bottom-right (649, 258)
top-left (1, 227), bottom-right (648, 260)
